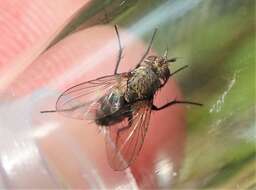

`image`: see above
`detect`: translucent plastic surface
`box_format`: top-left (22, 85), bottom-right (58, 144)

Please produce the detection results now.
top-left (0, 0), bottom-right (254, 189)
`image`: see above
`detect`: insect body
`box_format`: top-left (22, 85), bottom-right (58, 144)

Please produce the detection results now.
top-left (96, 55), bottom-right (172, 127)
top-left (41, 25), bottom-right (202, 171)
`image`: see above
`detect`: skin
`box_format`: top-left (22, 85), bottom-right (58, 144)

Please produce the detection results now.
top-left (0, 1), bottom-right (186, 188)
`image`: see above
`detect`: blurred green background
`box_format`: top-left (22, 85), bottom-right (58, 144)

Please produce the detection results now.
top-left (54, 0), bottom-right (255, 189)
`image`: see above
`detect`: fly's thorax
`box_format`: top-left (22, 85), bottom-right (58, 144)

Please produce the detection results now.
top-left (125, 66), bottom-right (161, 102)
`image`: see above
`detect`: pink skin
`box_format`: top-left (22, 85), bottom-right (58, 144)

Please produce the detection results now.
top-left (0, 1), bottom-right (185, 189)
top-left (0, 0), bottom-right (90, 93)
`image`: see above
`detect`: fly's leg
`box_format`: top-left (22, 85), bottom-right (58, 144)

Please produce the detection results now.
top-left (114, 25), bottom-right (123, 74)
top-left (160, 65), bottom-right (189, 88)
top-left (114, 27), bottom-right (157, 73)
top-left (152, 100), bottom-right (203, 111)
top-left (170, 65), bottom-right (189, 76)
top-left (135, 28), bottom-right (158, 69)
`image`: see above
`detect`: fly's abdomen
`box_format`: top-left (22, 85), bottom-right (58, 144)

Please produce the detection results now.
top-left (95, 89), bottom-right (126, 126)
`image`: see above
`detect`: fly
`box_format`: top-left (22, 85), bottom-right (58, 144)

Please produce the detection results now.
top-left (41, 25), bottom-right (202, 171)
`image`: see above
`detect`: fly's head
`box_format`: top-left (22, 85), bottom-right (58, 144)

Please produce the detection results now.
top-left (144, 55), bottom-right (176, 84)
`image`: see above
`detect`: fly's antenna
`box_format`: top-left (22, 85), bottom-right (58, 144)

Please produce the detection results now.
top-left (40, 110), bottom-right (57, 114)
top-left (163, 46), bottom-right (168, 59)
top-left (167, 57), bottom-right (183, 63)
top-left (167, 58), bottom-right (187, 76)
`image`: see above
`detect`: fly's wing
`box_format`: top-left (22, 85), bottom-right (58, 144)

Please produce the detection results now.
top-left (55, 74), bottom-right (128, 120)
top-left (104, 100), bottom-right (152, 171)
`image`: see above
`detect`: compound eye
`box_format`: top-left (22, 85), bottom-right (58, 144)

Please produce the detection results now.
top-left (145, 55), bottom-right (157, 62)
top-left (157, 58), bottom-right (166, 66)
